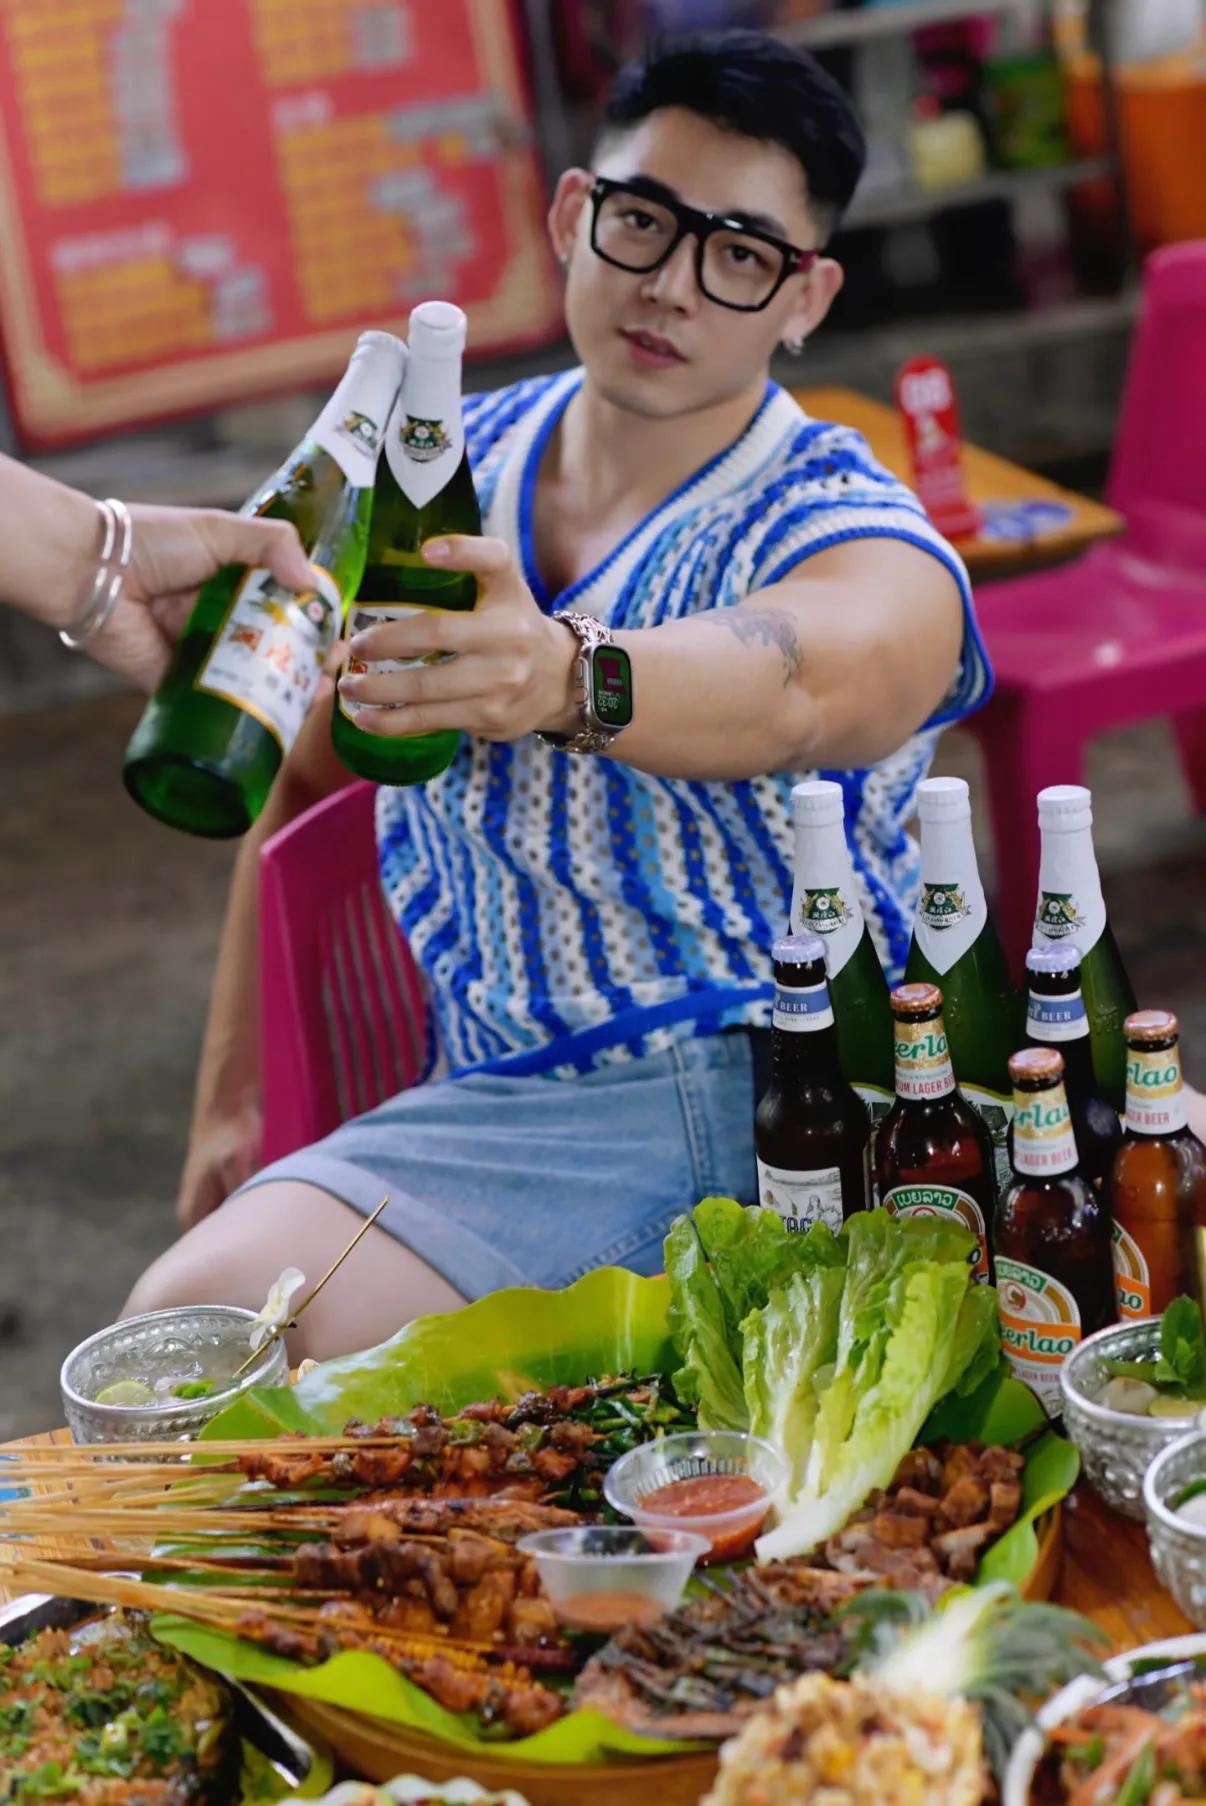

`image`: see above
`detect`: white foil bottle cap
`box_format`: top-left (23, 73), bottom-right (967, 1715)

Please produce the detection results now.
top-left (408, 300), bottom-right (467, 359)
top-left (1038, 784), bottom-right (1093, 830)
top-left (792, 779), bottom-right (845, 825)
top-left (917, 775), bottom-right (971, 821)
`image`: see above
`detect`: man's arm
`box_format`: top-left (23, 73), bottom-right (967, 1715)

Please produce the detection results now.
top-left (179, 687), bottom-right (350, 1228)
top-left (336, 532), bottom-right (966, 779)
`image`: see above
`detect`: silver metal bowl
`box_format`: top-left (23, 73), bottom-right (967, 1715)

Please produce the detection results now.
top-left (60, 1304), bottom-right (288, 1444)
top-left (1060, 1319), bottom-right (1205, 1520)
top-left (1144, 1428), bottom-right (1206, 1627)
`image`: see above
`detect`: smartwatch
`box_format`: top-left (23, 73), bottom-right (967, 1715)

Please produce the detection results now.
top-left (537, 610), bottom-right (634, 755)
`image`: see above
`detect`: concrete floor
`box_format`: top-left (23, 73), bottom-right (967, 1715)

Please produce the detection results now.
top-left (2, 694), bottom-right (1205, 1441)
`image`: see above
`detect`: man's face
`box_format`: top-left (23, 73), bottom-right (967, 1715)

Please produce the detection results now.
top-left (548, 107), bottom-right (843, 421)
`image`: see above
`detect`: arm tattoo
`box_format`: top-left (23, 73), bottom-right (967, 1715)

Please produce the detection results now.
top-left (699, 607), bottom-right (803, 687)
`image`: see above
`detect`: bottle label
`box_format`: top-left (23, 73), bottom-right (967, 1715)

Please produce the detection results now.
top-left (793, 885), bottom-right (862, 978)
top-left (310, 342), bottom-right (402, 488)
top-left (1011, 1085), bottom-right (1079, 1177)
top-left (1026, 986), bottom-right (1089, 1043)
top-left (196, 566), bottom-right (340, 752)
top-left (337, 601), bottom-right (452, 721)
top-left (773, 981), bottom-right (834, 1033)
top-left (882, 1183), bottom-right (991, 1283)
top-left (893, 1018), bottom-right (956, 1101)
top-left (1112, 1221), bottom-right (1152, 1320)
top-left (913, 814), bottom-right (987, 975)
top-left (385, 373), bottom-right (465, 510)
top-left (757, 1160), bottom-right (846, 1232)
top-left (997, 1255), bottom-right (1082, 1415)
top-left (960, 1083), bottom-right (1014, 1193)
top-left (1034, 834), bottom-right (1106, 956)
top-left (1125, 1045), bottom-right (1188, 1135)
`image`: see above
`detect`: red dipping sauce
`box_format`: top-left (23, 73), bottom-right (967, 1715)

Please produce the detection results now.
top-left (639, 1472), bottom-right (769, 1562)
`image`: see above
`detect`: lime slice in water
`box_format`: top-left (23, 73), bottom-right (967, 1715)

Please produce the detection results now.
top-left (94, 1379), bottom-right (157, 1407)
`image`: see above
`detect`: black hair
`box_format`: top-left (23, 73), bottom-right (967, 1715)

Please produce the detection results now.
top-left (598, 29), bottom-right (866, 235)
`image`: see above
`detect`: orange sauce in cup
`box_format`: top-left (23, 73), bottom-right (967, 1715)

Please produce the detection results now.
top-left (640, 1473), bottom-right (768, 1561)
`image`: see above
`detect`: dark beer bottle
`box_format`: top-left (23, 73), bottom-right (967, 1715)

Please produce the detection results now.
top-left (873, 982), bottom-right (997, 1283)
top-left (332, 300), bottom-right (482, 786)
top-left (1033, 785), bottom-right (1136, 1112)
top-left (1020, 945), bottom-right (1123, 1192)
top-left (996, 1047), bottom-right (1116, 1417)
top-left (755, 932), bottom-right (872, 1232)
top-left (1107, 1010), bottom-right (1206, 1321)
top-left (790, 780), bottom-right (894, 1119)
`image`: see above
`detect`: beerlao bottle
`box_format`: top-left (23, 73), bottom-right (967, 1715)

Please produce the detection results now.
top-left (123, 330), bottom-right (405, 835)
top-left (1021, 945), bottom-right (1122, 1192)
top-left (790, 780), bottom-right (894, 1120)
top-left (1033, 785), bottom-right (1136, 1112)
top-left (332, 301), bottom-right (482, 785)
top-left (1107, 1010), bottom-right (1206, 1321)
top-left (755, 932), bottom-right (871, 1233)
top-left (995, 1047), bottom-right (1116, 1417)
top-left (905, 776), bottom-right (1019, 1191)
top-left (873, 982), bottom-right (997, 1283)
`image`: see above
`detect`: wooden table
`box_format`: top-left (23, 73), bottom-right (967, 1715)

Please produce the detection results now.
top-left (794, 383), bottom-right (1124, 582)
top-left (0, 1428), bottom-right (1193, 1654)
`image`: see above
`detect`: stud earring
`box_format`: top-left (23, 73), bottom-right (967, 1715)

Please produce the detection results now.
top-left (783, 337), bottom-right (806, 356)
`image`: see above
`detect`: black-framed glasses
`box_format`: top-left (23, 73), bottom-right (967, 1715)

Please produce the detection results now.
top-left (588, 175), bottom-right (818, 313)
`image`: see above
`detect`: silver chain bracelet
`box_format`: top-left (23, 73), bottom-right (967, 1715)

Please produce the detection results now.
top-left (59, 497), bottom-right (134, 651)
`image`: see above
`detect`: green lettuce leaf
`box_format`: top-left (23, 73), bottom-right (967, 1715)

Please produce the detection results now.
top-left (757, 1257), bottom-right (972, 1558)
top-left (743, 1266), bottom-right (845, 1490)
top-left (664, 1198), bottom-right (843, 1430)
top-left (664, 1211), bottom-right (747, 1429)
top-left (940, 1285), bottom-right (1003, 1401)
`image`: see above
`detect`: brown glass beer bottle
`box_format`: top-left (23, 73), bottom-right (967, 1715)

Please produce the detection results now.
top-left (995, 1047), bottom-right (1116, 1417)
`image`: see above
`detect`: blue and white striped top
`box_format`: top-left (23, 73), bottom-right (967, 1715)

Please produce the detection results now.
top-left (377, 370), bottom-right (991, 1079)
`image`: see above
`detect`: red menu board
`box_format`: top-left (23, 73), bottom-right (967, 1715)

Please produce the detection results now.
top-left (0, 0), bottom-right (562, 446)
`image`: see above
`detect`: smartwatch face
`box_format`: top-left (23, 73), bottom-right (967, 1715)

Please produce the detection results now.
top-left (591, 645), bottom-right (634, 730)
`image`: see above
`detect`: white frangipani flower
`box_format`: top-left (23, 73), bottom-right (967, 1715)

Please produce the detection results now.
top-left (249, 1267), bottom-right (306, 1352)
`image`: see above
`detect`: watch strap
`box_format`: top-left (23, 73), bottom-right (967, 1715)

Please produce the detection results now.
top-left (538, 611), bottom-right (622, 754)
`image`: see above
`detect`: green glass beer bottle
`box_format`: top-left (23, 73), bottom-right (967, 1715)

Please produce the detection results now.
top-left (790, 780), bottom-right (894, 1121)
top-left (332, 301), bottom-right (482, 786)
top-left (1032, 785), bottom-right (1136, 1113)
top-left (904, 775), bottom-right (1020, 1191)
top-left (123, 330), bottom-right (405, 837)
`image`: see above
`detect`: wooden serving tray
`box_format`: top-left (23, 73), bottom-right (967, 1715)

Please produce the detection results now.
top-left (276, 1506), bottom-right (1065, 1803)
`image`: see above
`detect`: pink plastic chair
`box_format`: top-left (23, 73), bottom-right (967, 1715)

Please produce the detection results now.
top-left (259, 781), bottom-right (429, 1163)
top-left (967, 241), bottom-right (1206, 969)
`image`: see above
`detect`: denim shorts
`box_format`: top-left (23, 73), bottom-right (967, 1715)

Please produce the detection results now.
top-left (243, 1032), bottom-right (759, 1298)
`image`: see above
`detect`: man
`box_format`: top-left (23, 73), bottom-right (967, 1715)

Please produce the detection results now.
top-left (126, 31), bottom-right (991, 1353)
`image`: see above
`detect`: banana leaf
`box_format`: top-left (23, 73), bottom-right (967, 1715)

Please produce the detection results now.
top-left (157, 1269), bottom-right (1076, 1765)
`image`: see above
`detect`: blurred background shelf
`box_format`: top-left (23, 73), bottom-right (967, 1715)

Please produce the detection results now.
top-left (783, 0), bottom-right (1037, 50)
top-left (845, 154), bottom-right (1117, 228)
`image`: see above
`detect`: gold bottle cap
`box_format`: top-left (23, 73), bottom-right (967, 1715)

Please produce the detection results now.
top-left (890, 982), bottom-right (943, 1017)
top-left (1125, 1009), bottom-right (1179, 1044)
top-left (1009, 1046), bottom-right (1066, 1083)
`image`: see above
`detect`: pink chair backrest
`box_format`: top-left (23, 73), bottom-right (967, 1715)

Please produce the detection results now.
top-left (1108, 241), bottom-right (1206, 526)
top-left (259, 781), bottom-right (428, 1164)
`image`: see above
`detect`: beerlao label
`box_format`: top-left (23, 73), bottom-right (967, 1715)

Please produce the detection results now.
top-left (1112, 1221), bottom-right (1152, 1320)
top-left (1012, 1084), bottom-right (1078, 1177)
top-left (773, 980), bottom-right (834, 1034)
top-left (757, 1160), bottom-right (846, 1233)
top-left (312, 402), bottom-right (385, 489)
top-left (1126, 1044), bottom-right (1189, 1135)
top-left (997, 1255), bottom-right (1082, 1415)
top-left (1027, 985), bottom-right (1090, 1044)
top-left (197, 566), bottom-right (340, 752)
top-left (893, 1016), bottom-right (956, 1101)
top-left (912, 811), bottom-right (987, 973)
top-left (883, 1184), bottom-right (990, 1284)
